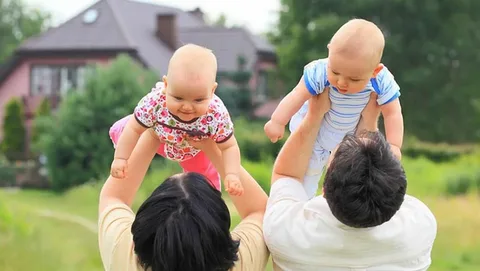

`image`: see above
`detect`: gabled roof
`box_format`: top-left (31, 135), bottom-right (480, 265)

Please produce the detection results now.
top-left (13, 0), bottom-right (275, 76)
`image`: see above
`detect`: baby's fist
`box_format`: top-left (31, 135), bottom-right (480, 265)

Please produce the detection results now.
top-left (111, 158), bottom-right (128, 179)
top-left (225, 173), bottom-right (243, 196)
top-left (264, 120), bottom-right (284, 143)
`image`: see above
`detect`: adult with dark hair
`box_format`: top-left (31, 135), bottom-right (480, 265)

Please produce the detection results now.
top-left (98, 129), bottom-right (269, 271)
top-left (264, 89), bottom-right (437, 270)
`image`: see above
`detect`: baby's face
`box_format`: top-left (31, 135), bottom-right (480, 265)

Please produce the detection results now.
top-left (164, 76), bottom-right (217, 122)
top-left (327, 51), bottom-right (381, 94)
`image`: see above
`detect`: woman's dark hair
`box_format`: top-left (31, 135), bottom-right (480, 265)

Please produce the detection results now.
top-left (131, 172), bottom-right (239, 271)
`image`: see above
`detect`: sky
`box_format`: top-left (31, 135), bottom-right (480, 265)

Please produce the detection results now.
top-left (22, 0), bottom-right (280, 34)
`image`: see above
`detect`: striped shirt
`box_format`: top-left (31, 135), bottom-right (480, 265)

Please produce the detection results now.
top-left (300, 58), bottom-right (400, 150)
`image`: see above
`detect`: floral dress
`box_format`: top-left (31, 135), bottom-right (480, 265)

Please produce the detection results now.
top-left (133, 82), bottom-right (234, 161)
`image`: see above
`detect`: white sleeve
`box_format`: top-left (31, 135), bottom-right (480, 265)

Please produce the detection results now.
top-left (263, 177), bottom-right (310, 256)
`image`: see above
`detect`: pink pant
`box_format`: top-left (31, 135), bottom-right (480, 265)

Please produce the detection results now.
top-left (109, 115), bottom-right (221, 190)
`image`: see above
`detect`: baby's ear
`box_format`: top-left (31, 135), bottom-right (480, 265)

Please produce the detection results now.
top-left (161, 75), bottom-right (168, 94)
top-left (372, 64), bottom-right (384, 78)
top-left (162, 75), bottom-right (168, 86)
top-left (211, 82), bottom-right (218, 94)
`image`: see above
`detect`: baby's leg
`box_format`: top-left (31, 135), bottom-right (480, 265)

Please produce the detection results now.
top-left (303, 147), bottom-right (330, 199)
top-left (179, 151), bottom-right (221, 191)
top-left (109, 114), bottom-right (165, 156)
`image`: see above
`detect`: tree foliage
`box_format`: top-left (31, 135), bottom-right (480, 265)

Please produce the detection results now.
top-left (31, 97), bottom-right (51, 153)
top-left (216, 55), bottom-right (253, 118)
top-left (36, 55), bottom-right (159, 192)
top-left (0, 0), bottom-right (51, 62)
top-left (0, 98), bottom-right (26, 161)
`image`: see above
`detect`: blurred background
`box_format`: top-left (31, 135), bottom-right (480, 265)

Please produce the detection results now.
top-left (0, 0), bottom-right (479, 270)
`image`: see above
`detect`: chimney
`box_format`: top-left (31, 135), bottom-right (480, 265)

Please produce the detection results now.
top-left (188, 7), bottom-right (204, 22)
top-left (156, 13), bottom-right (177, 49)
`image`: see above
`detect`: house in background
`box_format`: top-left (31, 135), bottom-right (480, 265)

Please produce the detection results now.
top-left (0, 0), bottom-right (277, 140)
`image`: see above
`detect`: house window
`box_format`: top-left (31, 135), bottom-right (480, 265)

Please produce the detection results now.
top-left (256, 70), bottom-right (268, 102)
top-left (30, 65), bottom-right (89, 96)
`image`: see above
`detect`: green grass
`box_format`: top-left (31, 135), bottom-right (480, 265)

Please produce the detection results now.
top-left (1, 151), bottom-right (480, 271)
top-left (0, 194), bottom-right (102, 271)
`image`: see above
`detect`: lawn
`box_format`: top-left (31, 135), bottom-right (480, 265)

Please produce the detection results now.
top-left (1, 152), bottom-right (480, 270)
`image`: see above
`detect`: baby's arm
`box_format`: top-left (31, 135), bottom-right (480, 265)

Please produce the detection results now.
top-left (111, 83), bottom-right (163, 178)
top-left (271, 77), bottom-right (313, 126)
top-left (217, 136), bottom-right (243, 195)
top-left (375, 66), bottom-right (403, 160)
top-left (381, 99), bottom-right (404, 160)
top-left (114, 117), bottom-right (147, 160)
top-left (110, 118), bottom-right (147, 178)
top-left (265, 59), bottom-right (328, 143)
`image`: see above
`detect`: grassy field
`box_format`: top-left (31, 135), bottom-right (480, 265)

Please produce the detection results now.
top-left (1, 152), bottom-right (480, 271)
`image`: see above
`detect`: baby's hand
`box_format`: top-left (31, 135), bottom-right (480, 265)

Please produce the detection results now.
top-left (111, 158), bottom-right (128, 179)
top-left (224, 173), bottom-right (244, 196)
top-left (264, 120), bottom-right (285, 143)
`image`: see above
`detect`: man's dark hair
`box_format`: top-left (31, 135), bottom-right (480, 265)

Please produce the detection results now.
top-left (323, 131), bottom-right (406, 228)
top-left (131, 172), bottom-right (239, 271)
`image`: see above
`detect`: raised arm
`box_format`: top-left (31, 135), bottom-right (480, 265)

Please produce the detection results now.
top-left (381, 99), bottom-right (403, 159)
top-left (100, 129), bottom-right (160, 213)
top-left (356, 93), bottom-right (381, 134)
top-left (273, 76), bottom-right (313, 125)
top-left (217, 135), bottom-right (243, 195)
top-left (372, 66), bottom-right (403, 160)
top-left (264, 76), bottom-right (313, 143)
top-left (265, 59), bottom-right (328, 143)
top-left (113, 117), bottom-right (147, 160)
top-left (193, 138), bottom-right (268, 219)
top-left (271, 88), bottom-right (331, 184)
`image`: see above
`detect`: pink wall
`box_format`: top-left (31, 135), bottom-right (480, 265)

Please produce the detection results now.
top-left (0, 56), bottom-right (112, 140)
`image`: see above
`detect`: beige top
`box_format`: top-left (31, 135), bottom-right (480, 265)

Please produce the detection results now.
top-left (98, 203), bottom-right (269, 271)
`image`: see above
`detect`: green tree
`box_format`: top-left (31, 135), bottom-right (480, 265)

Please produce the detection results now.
top-left (37, 55), bottom-right (159, 192)
top-left (271, 0), bottom-right (480, 143)
top-left (213, 13), bottom-right (227, 26)
top-left (0, 0), bottom-right (51, 63)
top-left (30, 97), bottom-right (51, 153)
top-left (216, 55), bottom-right (252, 117)
top-left (0, 98), bottom-right (26, 161)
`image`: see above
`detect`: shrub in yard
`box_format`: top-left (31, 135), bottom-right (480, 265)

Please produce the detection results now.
top-left (0, 98), bottom-right (26, 161)
top-left (31, 97), bottom-right (51, 151)
top-left (445, 174), bottom-right (474, 196)
top-left (37, 54), bottom-right (159, 192)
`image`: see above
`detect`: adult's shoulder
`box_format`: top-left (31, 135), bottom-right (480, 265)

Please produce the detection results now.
top-left (402, 194), bottom-right (436, 219)
top-left (231, 213), bottom-right (269, 271)
top-left (396, 194), bottom-right (437, 245)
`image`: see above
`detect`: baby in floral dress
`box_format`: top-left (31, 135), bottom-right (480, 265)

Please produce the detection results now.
top-left (109, 44), bottom-right (243, 195)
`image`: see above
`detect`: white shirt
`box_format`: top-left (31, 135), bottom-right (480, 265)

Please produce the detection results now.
top-left (263, 177), bottom-right (437, 271)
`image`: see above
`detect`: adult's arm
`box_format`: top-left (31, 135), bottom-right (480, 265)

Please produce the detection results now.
top-left (99, 129), bottom-right (160, 213)
top-left (271, 88), bottom-right (331, 184)
top-left (191, 138), bottom-right (268, 220)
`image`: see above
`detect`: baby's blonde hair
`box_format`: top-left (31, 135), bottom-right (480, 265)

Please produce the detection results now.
top-left (167, 43), bottom-right (217, 85)
top-left (329, 19), bottom-right (385, 67)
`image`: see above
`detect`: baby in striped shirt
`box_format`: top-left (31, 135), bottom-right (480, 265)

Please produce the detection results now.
top-left (264, 19), bottom-right (404, 199)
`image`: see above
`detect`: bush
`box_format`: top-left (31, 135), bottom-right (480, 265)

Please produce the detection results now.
top-left (445, 175), bottom-right (475, 196)
top-left (37, 54), bottom-right (159, 192)
top-left (0, 98), bottom-right (26, 161)
top-left (216, 55), bottom-right (253, 118)
top-left (0, 155), bottom-right (16, 187)
top-left (243, 160), bottom-right (273, 194)
top-left (31, 97), bottom-right (51, 152)
top-left (401, 136), bottom-right (477, 163)
top-left (234, 118), bottom-right (287, 162)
